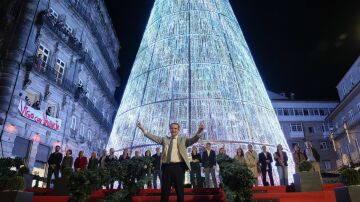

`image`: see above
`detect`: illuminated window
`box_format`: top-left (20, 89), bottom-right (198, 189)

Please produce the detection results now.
top-left (55, 58), bottom-right (65, 84)
top-left (290, 123), bottom-right (303, 132)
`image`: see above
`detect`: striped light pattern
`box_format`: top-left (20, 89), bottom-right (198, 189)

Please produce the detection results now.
top-left (108, 0), bottom-right (295, 182)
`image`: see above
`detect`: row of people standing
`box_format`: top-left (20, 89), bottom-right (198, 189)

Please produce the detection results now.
top-left (189, 141), bottom-right (320, 188)
top-left (46, 145), bottom-right (100, 188)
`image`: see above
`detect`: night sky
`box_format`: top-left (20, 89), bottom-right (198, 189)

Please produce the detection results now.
top-left (105, 0), bottom-right (360, 102)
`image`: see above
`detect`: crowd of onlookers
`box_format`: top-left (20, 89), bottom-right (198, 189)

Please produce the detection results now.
top-left (46, 140), bottom-right (320, 189)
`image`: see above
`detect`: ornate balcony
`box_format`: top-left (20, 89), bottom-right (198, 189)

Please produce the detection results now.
top-left (40, 11), bottom-right (118, 107)
top-left (64, 0), bottom-right (120, 80)
top-left (26, 56), bottom-right (113, 133)
top-left (80, 51), bottom-right (118, 106)
top-left (78, 95), bottom-right (113, 133)
top-left (41, 12), bottom-right (83, 53)
top-left (26, 56), bottom-right (77, 96)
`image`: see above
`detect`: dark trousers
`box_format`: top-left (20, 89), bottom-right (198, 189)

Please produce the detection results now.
top-left (261, 168), bottom-right (274, 186)
top-left (153, 170), bottom-right (162, 189)
top-left (161, 162), bottom-right (186, 202)
top-left (46, 168), bottom-right (60, 188)
top-left (190, 163), bottom-right (201, 188)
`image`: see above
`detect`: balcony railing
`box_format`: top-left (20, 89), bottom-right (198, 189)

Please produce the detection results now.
top-left (41, 11), bottom-right (118, 107)
top-left (78, 95), bottom-right (113, 133)
top-left (80, 51), bottom-right (118, 106)
top-left (26, 56), bottom-right (113, 133)
top-left (27, 56), bottom-right (77, 96)
top-left (331, 110), bottom-right (360, 137)
top-left (42, 12), bottom-right (83, 52)
top-left (64, 0), bottom-right (120, 79)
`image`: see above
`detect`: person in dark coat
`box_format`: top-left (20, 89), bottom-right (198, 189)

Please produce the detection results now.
top-left (88, 151), bottom-right (98, 170)
top-left (47, 145), bottom-right (63, 188)
top-left (152, 147), bottom-right (162, 189)
top-left (61, 149), bottom-right (73, 173)
top-left (190, 146), bottom-right (202, 188)
top-left (202, 142), bottom-right (217, 188)
top-left (106, 148), bottom-right (117, 189)
top-left (258, 145), bottom-right (274, 186)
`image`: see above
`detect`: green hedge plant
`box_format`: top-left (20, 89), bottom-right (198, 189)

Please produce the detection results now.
top-left (5, 176), bottom-right (26, 191)
top-left (299, 161), bottom-right (313, 172)
top-left (339, 168), bottom-right (360, 186)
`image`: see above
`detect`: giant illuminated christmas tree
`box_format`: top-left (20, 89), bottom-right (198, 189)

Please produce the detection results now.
top-left (108, 0), bottom-right (294, 180)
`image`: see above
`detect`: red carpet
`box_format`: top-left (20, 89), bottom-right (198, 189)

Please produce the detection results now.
top-left (30, 183), bottom-right (344, 202)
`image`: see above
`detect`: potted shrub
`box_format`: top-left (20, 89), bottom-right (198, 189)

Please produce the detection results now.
top-left (1, 176), bottom-right (33, 202)
top-left (217, 155), bottom-right (253, 202)
top-left (293, 161), bottom-right (322, 192)
top-left (54, 167), bottom-right (73, 196)
top-left (18, 166), bottom-right (32, 189)
top-left (334, 168), bottom-right (360, 202)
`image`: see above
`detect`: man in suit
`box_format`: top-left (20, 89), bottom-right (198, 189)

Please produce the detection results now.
top-left (137, 121), bottom-right (205, 202)
top-left (46, 145), bottom-right (63, 188)
top-left (201, 142), bottom-right (217, 188)
top-left (258, 145), bottom-right (274, 186)
top-left (152, 147), bottom-right (162, 189)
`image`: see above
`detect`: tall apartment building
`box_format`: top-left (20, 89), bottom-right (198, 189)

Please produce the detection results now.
top-left (326, 56), bottom-right (360, 169)
top-left (269, 91), bottom-right (338, 171)
top-left (0, 0), bottom-right (120, 177)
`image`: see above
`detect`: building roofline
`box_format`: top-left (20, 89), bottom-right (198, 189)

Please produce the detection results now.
top-left (326, 81), bottom-right (360, 121)
top-left (336, 55), bottom-right (360, 88)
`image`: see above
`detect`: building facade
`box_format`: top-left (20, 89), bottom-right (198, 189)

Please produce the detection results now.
top-left (326, 56), bottom-right (360, 169)
top-left (269, 92), bottom-right (338, 171)
top-left (0, 0), bottom-right (120, 178)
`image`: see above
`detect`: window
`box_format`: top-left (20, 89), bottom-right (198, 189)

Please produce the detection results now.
top-left (290, 123), bottom-right (303, 132)
top-left (25, 91), bottom-right (40, 108)
top-left (71, 116), bottom-right (77, 130)
top-left (322, 123), bottom-right (332, 132)
top-left (12, 136), bottom-right (30, 159)
top-left (64, 23), bottom-right (73, 34)
top-left (294, 109), bottom-right (304, 116)
top-left (342, 116), bottom-right (346, 123)
top-left (37, 44), bottom-right (50, 68)
top-left (46, 102), bottom-right (57, 117)
top-left (323, 160), bottom-right (331, 170)
top-left (308, 127), bottom-right (315, 133)
top-left (349, 110), bottom-right (354, 121)
top-left (357, 103), bottom-right (360, 112)
top-left (284, 108), bottom-right (294, 116)
top-left (93, 97), bottom-right (96, 104)
top-left (86, 86), bottom-right (91, 98)
top-left (55, 58), bottom-right (65, 84)
top-left (303, 109), bottom-right (309, 116)
top-left (342, 85), bottom-right (346, 96)
top-left (319, 109), bottom-right (329, 116)
top-left (78, 79), bottom-right (83, 87)
top-left (49, 8), bottom-right (58, 19)
top-left (320, 142), bottom-right (328, 150)
top-left (87, 130), bottom-right (92, 141)
top-left (313, 109), bottom-right (320, 116)
top-left (80, 123), bottom-right (85, 137)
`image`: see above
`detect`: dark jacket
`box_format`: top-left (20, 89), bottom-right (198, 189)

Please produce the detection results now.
top-left (88, 158), bottom-right (99, 170)
top-left (61, 156), bottom-right (73, 170)
top-left (201, 150), bottom-right (216, 168)
top-left (48, 152), bottom-right (63, 170)
top-left (274, 151), bottom-right (288, 167)
top-left (152, 153), bottom-right (162, 171)
top-left (258, 152), bottom-right (273, 171)
top-left (304, 148), bottom-right (320, 162)
top-left (119, 154), bottom-right (130, 162)
top-left (190, 153), bottom-right (201, 170)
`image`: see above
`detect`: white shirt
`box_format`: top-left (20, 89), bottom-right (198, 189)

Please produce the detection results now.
top-left (169, 135), bottom-right (182, 163)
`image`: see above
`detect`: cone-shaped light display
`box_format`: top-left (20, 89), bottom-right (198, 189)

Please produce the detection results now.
top-left (108, 0), bottom-right (295, 182)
